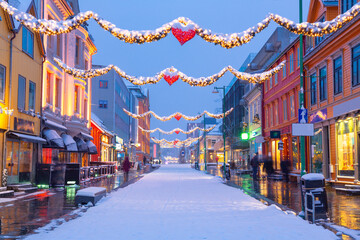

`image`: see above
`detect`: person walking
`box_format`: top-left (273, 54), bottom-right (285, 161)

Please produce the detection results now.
top-left (281, 157), bottom-right (290, 182)
top-left (122, 156), bottom-right (131, 182)
top-left (250, 152), bottom-right (260, 180)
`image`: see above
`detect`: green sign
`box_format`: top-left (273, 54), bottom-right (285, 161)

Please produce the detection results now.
top-left (241, 132), bottom-right (249, 140)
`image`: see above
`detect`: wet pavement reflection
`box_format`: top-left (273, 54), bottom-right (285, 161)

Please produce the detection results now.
top-left (0, 169), bottom-right (146, 239)
top-left (203, 165), bottom-right (360, 231)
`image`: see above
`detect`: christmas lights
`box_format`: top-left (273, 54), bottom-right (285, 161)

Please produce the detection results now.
top-left (139, 125), bottom-right (216, 135)
top-left (123, 108), bottom-right (233, 121)
top-left (152, 136), bottom-right (202, 146)
top-left (3, 0), bottom-right (360, 47)
top-left (54, 58), bottom-right (285, 85)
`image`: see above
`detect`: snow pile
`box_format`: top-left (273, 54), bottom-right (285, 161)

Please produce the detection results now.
top-left (25, 164), bottom-right (336, 240)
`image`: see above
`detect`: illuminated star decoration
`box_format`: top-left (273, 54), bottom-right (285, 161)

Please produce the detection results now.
top-left (138, 125), bottom-right (216, 135)
top-left (2, 0), bottom-right (360, 48)
top-left (54, 58), bottom-right (286, 85)
top-left (123, 108), bottom-right (234, 121)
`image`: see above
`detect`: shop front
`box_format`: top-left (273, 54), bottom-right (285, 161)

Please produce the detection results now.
top-left (5, 132), bottom-right (46, 184)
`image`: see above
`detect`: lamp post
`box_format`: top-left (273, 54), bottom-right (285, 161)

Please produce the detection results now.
top-left (213, 86), bottom-right (226, 178)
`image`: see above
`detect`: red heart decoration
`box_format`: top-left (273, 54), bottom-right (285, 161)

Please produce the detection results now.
top-left (172, 22), bottom-right (196, 45)
top-left (164, 75), bottom-right (179, 86)
top-left (174, 114), bottom-right (182, 121)
top-left (175, 130), bottom-right (180, 134)
top-left (173, 140), bottom-right (179, 145)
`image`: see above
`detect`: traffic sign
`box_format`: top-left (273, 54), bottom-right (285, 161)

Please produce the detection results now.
top-left (181, 151), bottom-right (185, 156)
top-left (298, 108), bottom-right (308, 123)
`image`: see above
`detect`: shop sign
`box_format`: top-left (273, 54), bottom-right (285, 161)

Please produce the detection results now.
top-left (115, 136), bottom-right (123, 144)
top-left (250, 127), bottom-right (261, 138)
top-left (292, 123), bottom-right (314, 136)
top-left (115, 143), bottom-right (123, 151)
top-left (270, 130), bottom-right (281, 139)
top-left (278, 140), bottom-right (284, 150)
top-left (14, 117), bottom-right (35, 134)
top-left (255, 136), bottom-right (265, 143)
top-left (310, 108), bottom-right (327, 123)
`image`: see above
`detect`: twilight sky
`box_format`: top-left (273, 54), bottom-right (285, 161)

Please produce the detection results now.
top-left (80, 0), bottom-right (310, 141)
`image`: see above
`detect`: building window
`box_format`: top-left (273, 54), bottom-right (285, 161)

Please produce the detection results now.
top-left (334, 56), bottom-right (343, 95)
top-left (319, 67), bottom-right (327, 101)
top-left (315, 17), bottom-right (325, 46)
top-left (56, 35), bottom-right (61, 57)
top-left (290, 95), bottom-right (295, 118)
top-left (292, 137), bottom-right (299, 170)
top-left (283, 98), bottom-right (288, 121)
top-left (289, 53), bottom-right (294, 73)
top-left (310, 73), bottom-right (317, 105)
top-left (99, 80), bottom-right (108, 88)
top-left (74, 86), bottom-right (80, 113)
top-left (352, 43), bottom-right (360, 87)
top-left (55, 78), bottom-right (61, 108)
top-left (75, 37), bottom-right (80, 65)
top-left (282, 62), bottom-right (287, 79)
top-left (0, 65), bottom-right (5, 101)
top-left (264, 80), bottom-right (268, 92)
top-left (22, 27), bottom-right (34, 57)
top-left (99, 100), bottom-right (108, 109)
top-left (297, 47), bottom-right (300, 67)
top-left (46, 72), bottom-right (51, 104)
top-left (84, 99), bottom-right (88, 119)
top-left (341, 0), bottom-right (357, 13)
top-left (85, 59), bottom-right (88, 71)
top-left (269, 75), bottom-right (273, 89)
top-left (270, 105), bottom-right (273, 126)
top-left (274, 73), bottom-right (278, 85)
top-left (18, 75), bottom-right (26, 110)
top-left (28, 81), bottom-right (35, 111)
top-left (274, 102), bottom-right (278, 125)
top-left (337, 119), bottom-right (355, 177)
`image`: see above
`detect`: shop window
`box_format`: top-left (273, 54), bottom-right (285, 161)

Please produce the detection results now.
top-left (292, 137), bottom-right (299, 170)
top-left (28, 81), bottom-right (35, 111)
top-left (18, 75), bottom-right (26, 110)
top-left (0, 64), bottom-right (5, 101)
top-left (319, 66), bottom-right (327, 101)
top-left (352, 43), bottom-right (360, 86)
top-left (311, 128), bottom-right (323, 173)
top-left (22, 27), bottom-right (34, 57)
top-left (337, 119), bottom-right (355, 177)
top-left (333, 56), bottom-right (343, 95)
top-left (19, 141), bottom-right (33, 182)
top-left (310, 73), bottom-right (317, 105)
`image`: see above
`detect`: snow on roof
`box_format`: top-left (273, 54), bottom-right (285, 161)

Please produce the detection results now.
top-left (301, 173), bottom-right (325, 181)
top-left (9, 0), bottom-right (33, 29)
top-left (91, 112), bottom-right (113, 136)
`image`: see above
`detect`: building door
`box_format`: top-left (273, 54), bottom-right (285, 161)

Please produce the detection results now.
top-left (5, 141), bottom-right (20, 184)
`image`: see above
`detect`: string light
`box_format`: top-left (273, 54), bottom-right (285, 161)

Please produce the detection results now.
top-left (54, 58), bottom-right (285, 85)
top-left (152, 136), bottom-right (202, 146)
top-left (123, 108), bottom-right (234, 121)
top-left (2, 0), bottom-right (360, 47)
top-left (139, 125), bottom-right (216, 135)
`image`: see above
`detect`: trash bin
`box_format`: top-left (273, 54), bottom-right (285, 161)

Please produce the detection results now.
top-left (301, 173), bottom-right (328, 222)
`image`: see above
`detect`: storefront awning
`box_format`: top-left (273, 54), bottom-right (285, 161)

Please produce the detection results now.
top-left (44, 120), bottom-right (67, 132)
top-left (8, 132), bottom-right (47, 144)
top-left (87, 141), bottom-right (98, 154)
top-left (61, 134), bottom-right (78, 152)
top-left (43, 129), bottom-right (65, 148)
top-left (78, 132), bottom-right (94, 141)
top-left (74, 136), bottom-right (88, 152)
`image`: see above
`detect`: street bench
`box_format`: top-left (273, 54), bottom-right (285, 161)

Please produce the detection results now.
top-left (75, 187), bottom-right (106, 205)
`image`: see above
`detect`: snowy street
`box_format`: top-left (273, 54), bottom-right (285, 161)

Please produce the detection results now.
top-left (26, 165), bottom-right (337, 240)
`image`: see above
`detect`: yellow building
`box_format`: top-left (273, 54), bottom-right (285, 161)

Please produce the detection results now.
top-left (0, 1), bottom-right (45, 186)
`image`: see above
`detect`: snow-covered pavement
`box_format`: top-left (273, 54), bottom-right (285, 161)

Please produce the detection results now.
top-left (26, 164), bottom-right (336, 240)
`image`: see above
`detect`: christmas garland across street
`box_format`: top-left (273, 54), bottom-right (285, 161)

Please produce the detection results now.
top-left (54, 58), bottom-right (286, 85)
top-left (139, 125), bottom-right (216, 135)
top-left (1, 0), bottom-right (360, 48)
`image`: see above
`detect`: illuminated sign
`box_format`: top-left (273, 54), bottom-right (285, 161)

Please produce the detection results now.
top-left (251, 127), bottom-right (261, 138)
top-left (101, 135), bottom-right (109, 144)
top-left (310, 108), bottom-right (327, 123)
top-left (241, 132), bottom-right (249, 140)
top-left (115, 136), bottom-right (123, 144)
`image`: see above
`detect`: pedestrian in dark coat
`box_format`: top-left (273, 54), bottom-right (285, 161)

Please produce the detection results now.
top-left (250, 153), bottom-right (260, 180)
top-left (122, 156), bottom-right (131, 182)
top-left (281, 157), bottom-right (291, 182)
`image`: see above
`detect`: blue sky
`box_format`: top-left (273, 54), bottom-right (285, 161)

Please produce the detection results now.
top-left (80, 0), bottom-right (310, 141)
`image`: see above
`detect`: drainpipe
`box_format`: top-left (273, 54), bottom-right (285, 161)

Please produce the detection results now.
top-left (2, 31), bottom-right (16, 186)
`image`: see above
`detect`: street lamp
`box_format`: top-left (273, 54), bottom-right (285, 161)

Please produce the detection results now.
top-left (213, 86), bottom-right (227, 179)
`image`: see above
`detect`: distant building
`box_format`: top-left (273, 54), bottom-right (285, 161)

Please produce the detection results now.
top-left (129, 87), bottom-right (150, 162)
top-left (91, 113), bottom-right (114, 163)
top-left (92, 67), bottom-right (131, 161)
